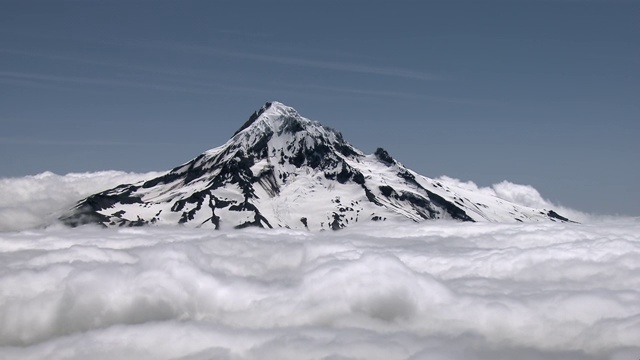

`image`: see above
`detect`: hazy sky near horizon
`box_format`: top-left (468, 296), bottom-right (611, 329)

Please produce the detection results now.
top-left (0, 0), bottom-right (638, 216)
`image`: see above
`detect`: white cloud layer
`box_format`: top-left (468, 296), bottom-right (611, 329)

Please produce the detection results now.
top-left (0, 171), bottom-right (624, 233)
top-left (0, 222), bottom-right (639, 359)
top-left (435, 176), bottom-right (619, 223)
top-left (0, 172), bottom-right (638, 359)
top-left (0, 171), bottom-right (162, 232)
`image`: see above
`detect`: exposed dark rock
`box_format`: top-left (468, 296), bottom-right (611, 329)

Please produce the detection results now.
top-left (547, 210), bottom-right (571, 222)
top-left (424, 190), bottom-right (474, 221)
top-left (60, 186), bottom-right (145, 227)
top-left (182, 154), bottom-right (209, 184)
top-left (233, 102), bottom-right (272, 136)
top-left (254, 166), bottom-right (280, 197)
top-left (206, 152), bottom-right (256, 199)
top-left (130, 216), bottom-right (147, 227)
top-left (375, 148), bottom-right (395, 165)
top-left (336, 142), bottom-right (359, 158)
top-left (397, 191), bottom-right (435, 220)
top-left (172, 190), bottom-right (207, 213)
top-left (398, 170), bottom-right (416, 183)
top-left (290, 142), bottom-right (335, 169)
top-left (398, 170), bottom-right (474, 222)
top-left (364, 186), bottom-right (383, 206)
top-left (60, 208), bottom-right (111, 228)
top-left (379, 185), bottom-right (396, 198)
top-left (229, 201), bottom-right (273, 229)
top-left (290, 150), bottom-right (305, 168)
top-left (336, 163), bottom-right (352, 184)
top-left (248, 131), bottom-right (273, 158)
top-left (142, 171), bottom-right (182, 188)
top-left (88, 191), bottom-right (143, 209)
top-left (176, 191), bottom-right (207, 224)
top-left (279, 116), bottom-right (305, 135)
top-left (330, 212), bottom-right (344, 230)
top-left (235, 209), bottom-right (273, 229)
top-left (352, 171), bottom-right (365, 185)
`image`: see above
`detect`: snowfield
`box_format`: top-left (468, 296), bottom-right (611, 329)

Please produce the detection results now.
top-left (1, 172), bottom-right (639, 359)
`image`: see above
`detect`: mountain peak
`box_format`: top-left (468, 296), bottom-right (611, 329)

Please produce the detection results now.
top-left (61, 102), bottom-right (574, 230)
top-left (225, 101), bottom-right (356, 169)
top-left (233, 101), bottom-right (309, 137)
top-left (232, 101), bottom-right (273, 136)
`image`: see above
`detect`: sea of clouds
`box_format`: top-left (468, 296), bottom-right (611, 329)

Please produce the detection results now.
top-left (0, 172), bottom-right (639, 359)
top-left (0, 171), bottom-right (162, 232)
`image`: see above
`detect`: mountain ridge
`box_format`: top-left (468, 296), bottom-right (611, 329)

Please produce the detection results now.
top-left (61, 101), bottom-right (572, 230)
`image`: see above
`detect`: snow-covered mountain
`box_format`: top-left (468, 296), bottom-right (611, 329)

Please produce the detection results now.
top-left (61, 102), bottom-right (572, 230)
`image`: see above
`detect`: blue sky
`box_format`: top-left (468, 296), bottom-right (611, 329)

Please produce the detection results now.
top-left (0, 0), bottom-right (638, 215)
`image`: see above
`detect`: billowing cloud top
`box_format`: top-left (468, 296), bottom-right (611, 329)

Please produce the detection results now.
top-left (0, 171), bottom-right (597, 233)
top-left (1, 221), bottom-right (639, 359)
top-left (1, 172), bottom-right (638, 359)
top-left (0, 171), bottom-right (161, 232)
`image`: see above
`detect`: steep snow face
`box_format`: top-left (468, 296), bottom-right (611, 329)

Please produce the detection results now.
top-left (61, 102), bottom-right (573, 230)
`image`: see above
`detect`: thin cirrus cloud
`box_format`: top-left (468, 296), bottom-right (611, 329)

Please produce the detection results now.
top-left (0, 136), bottom-right (187, 147)
top-left (0, 67), bottom-right (312, 99)
top-left (0, 47), bottom-right (224, 82)
top-left (155, 42), bottom-right (440, 81)
top-left (2, 41), bottom-right (439, 84)
top-left (1, 44), bottom-right (441, 100)
top-left (0, 138), bottom-right (103, 146)
top-left (284, 83), bottom-right (502, 106)
top-left (0, 70), bottom-right (224, 95)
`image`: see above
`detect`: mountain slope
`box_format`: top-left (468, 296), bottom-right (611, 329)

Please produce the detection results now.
top-left (61, 102), bottom-right (572, 230)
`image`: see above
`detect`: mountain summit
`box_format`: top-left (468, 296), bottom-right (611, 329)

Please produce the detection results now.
top-left (61, 101), bottom-right (571, 230)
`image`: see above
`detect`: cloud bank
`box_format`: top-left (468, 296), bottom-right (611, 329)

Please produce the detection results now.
top-left (0, 172), bottom-right (638, 359)
top-left (435, 176), bottom-right (614, 223)
top-left (0, 222), bottom-right (639, 359)
top-left (0, 171), bottom-right (161, 232)
top-left (0, 171), bottom-right (620, 233)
